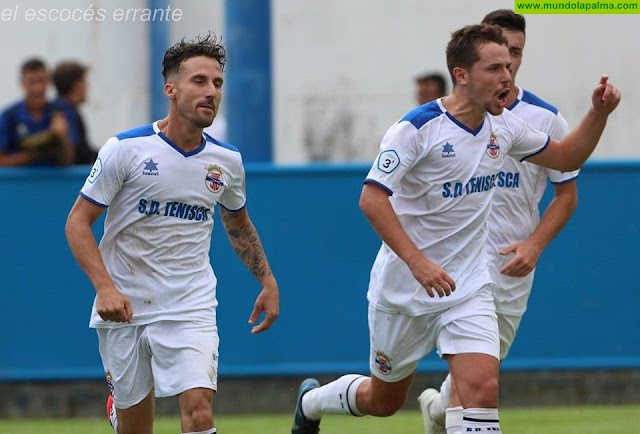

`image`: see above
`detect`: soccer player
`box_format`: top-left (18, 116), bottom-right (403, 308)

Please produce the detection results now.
top-left (65, 34), bottom-right (279, 434)
top-left (291, 24), bottom-right (619, 434)
top-left (419, 11), bottom-right (579, 434)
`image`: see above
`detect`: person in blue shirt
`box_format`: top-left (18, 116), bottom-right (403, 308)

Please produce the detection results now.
top-left (53, 61), bottom-right (98, 165)
top-left (0, 58), bottom-right (74, 166)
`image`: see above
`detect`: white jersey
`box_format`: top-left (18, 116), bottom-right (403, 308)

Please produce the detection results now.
top-left (488, 87), bottom-right (579, 315)
top-left (81, 121), bottom-right (246, 328)
top-left (365, 99), bottom-right (550, 315)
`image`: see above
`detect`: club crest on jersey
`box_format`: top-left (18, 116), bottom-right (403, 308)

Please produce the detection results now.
top-left (486, 133), bottom-right (500, 159)
top-left (374, 350), bottom-right (392, 375)
top-left (143, 159), bottom-right (159, 176)
top-left (442, 142), bottom-right (456, 158)
top-left (205, 165), bottom-right (225, 193)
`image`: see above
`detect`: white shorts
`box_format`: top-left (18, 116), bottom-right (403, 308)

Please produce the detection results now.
top-left (97, 320), bottom-right (219, 409)
top-left (368, 285), bottom-right (499, 382)
top-left (497, 312), bottom-right (523, 360)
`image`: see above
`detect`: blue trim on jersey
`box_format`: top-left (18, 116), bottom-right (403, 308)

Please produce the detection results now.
top-left (507, 98), bottom-right (520, 111)
top-left (203, 132), bottom-right (240, 153)
top-left (399, 101), bottom-right (444, 130)
top-left (115, 124), bottom-right (155, 141)
top-left (550, 173), bottom-right (579, 184)
top-left (219, 202), bottom-right (247, 212)
top-left (79, 192), bottom-right (108, 208)
top-left (520, 135), bottom-right (551, 162)
top-left (445, 112), bottom-right (484, 136)
top-left (521, 90), bottom-right (559, 115)
top-left (364, 178), bottom-right (393, 195)
top-left (158, 131), bottom-right (206, 157)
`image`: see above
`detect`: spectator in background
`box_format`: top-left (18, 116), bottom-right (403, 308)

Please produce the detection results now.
top-left (0, 58), bottom-right (74, 166)
top-left (53, 61), bottom-right (98, 164)
top-left (415, 72), bottom-right (448, 105)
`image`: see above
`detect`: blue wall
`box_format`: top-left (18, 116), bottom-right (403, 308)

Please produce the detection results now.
top-left (0, 162), bottom-right (638, 381)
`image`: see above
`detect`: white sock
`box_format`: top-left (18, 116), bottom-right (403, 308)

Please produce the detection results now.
top-left (445, 406), bottom-right (463, 434)
top-left (182, 429), bottom-right (216, 434)
top-left (302, 374), bottom-right (367, 420)
top-left (462, 408), bottom-right (501, 433)
top-left (440, 373), bottom-right (452, 409)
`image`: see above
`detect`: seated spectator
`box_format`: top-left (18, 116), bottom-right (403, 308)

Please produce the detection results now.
top-left (53, 61), bottom-right (97, 164)
top-left (415, 71), bottom-right (448, 105)
top-left (0, 58), bottom-right (74, 166)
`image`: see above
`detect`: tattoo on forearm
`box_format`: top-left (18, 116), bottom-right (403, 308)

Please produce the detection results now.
top-left (221, 209), bottom-right (272, 279)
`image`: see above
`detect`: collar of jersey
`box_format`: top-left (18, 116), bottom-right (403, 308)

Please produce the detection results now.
top-left (506, 86), bottom-right (524, 111)
top-left (436, 98), bottom-right (484, 136)
top-left (153, 121), bottom-right (207, 157)
top-left (444, 111), bottom-right (484, 136)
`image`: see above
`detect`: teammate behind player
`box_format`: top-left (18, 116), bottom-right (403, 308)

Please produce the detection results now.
top-left (291, 23), bottom-right (619, 434)
top-left (65, 33), bottom-right (279, 434)
top-left (419, 11), bottom-right (579, 433)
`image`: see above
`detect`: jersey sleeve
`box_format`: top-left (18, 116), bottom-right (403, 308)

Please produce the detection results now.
top-left (505, 111), bottom-right (551, 162)
top-left (364, 121), bottom-right (422, 195)
top-left (79, 137), bottom-right (128, 207)
top-left (218, 155), bottom-right (247, 211)
top-left (546, 112), bottom-right (579, 184)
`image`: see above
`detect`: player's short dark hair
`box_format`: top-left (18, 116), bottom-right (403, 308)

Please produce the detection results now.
top-left (52, 61), bottom-right (87, 96)
top-left (482, 9), bottom-right (526, 35)
top-left (20, 58), bottom-right (47, 75)
top-left (162, 32), bottom-right (226, 82)
top-left (446, 24), bottom-right (508, 85)
top-left (415, 72), bottom-right (448, 95)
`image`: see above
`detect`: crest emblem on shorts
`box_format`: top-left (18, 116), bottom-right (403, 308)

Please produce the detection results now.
top-left (374, 350), bottom-right (392, 375)
top-left (105, 370), bottom-right (114, 395)
top-left (205, 165), bottom-right (225, 193)
top-left (486, 133), bottom-right (500, 159)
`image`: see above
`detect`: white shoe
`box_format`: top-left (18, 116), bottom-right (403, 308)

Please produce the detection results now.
top-left (418, 388), bottom-right (446, 434)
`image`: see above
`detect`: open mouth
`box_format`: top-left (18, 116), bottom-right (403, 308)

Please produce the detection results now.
top-left (496, 88), bottom-right (510, 104)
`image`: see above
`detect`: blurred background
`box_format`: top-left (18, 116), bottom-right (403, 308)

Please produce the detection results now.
top-left (0, 0), bottom-right (638, 421)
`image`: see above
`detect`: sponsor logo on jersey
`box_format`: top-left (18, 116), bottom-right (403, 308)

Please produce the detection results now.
top-left (143, 158), bottom-right (159, 176)
top-left (374, 350), bottom-right (392, 375)
top-left (442, 142), bottom-right (456, 158)
top-left (486, 133), bottom-right (500, 159)
top-left (205, 165), bottom-right (225, 193)
top-left (377, 150), bottom-right (400, 174)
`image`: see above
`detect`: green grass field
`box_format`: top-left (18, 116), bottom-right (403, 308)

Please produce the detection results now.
top-left (0, 405), bottom-right (638, 434)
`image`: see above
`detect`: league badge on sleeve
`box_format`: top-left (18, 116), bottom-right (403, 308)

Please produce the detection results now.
top-left (377, 150), bottom-right (400, 174)
top-left (486, 133), bottom-right (500, 159)
top-left (87, 157), bottom-right (103, 184)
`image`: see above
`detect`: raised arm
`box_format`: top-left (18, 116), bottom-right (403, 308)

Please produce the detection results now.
top-left (527, 75), bottom-right (621, 171)
top-left (219, 207), bottom-right (279, 334)
top-left (359, 183), bottom-right (455, 298)
top-left (65, 196), bottom-right (132, 322)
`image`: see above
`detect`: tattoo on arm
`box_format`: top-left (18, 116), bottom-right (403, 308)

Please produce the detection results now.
top-left (220, 208), bottom-right (272, 279)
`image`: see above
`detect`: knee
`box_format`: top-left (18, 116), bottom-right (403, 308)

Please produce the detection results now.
top-left (367, 396), bottom-right (405, 417)
top-left (182, 396), bottom-right (213, 430)
top-left (463, 376), bottom-right (499, 407)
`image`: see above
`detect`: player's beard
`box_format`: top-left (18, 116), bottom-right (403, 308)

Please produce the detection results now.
top-left (177, 100), bottom-right (215, 129)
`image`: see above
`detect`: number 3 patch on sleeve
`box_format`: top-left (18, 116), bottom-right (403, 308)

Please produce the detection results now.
top-left (377, 150), bottom-right (400, 174)
top-left (87, 157), bottom-right (103, 184)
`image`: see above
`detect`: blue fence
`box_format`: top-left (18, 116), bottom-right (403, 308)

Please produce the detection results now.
top-left (0, 161), bottom-right (638, 381)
